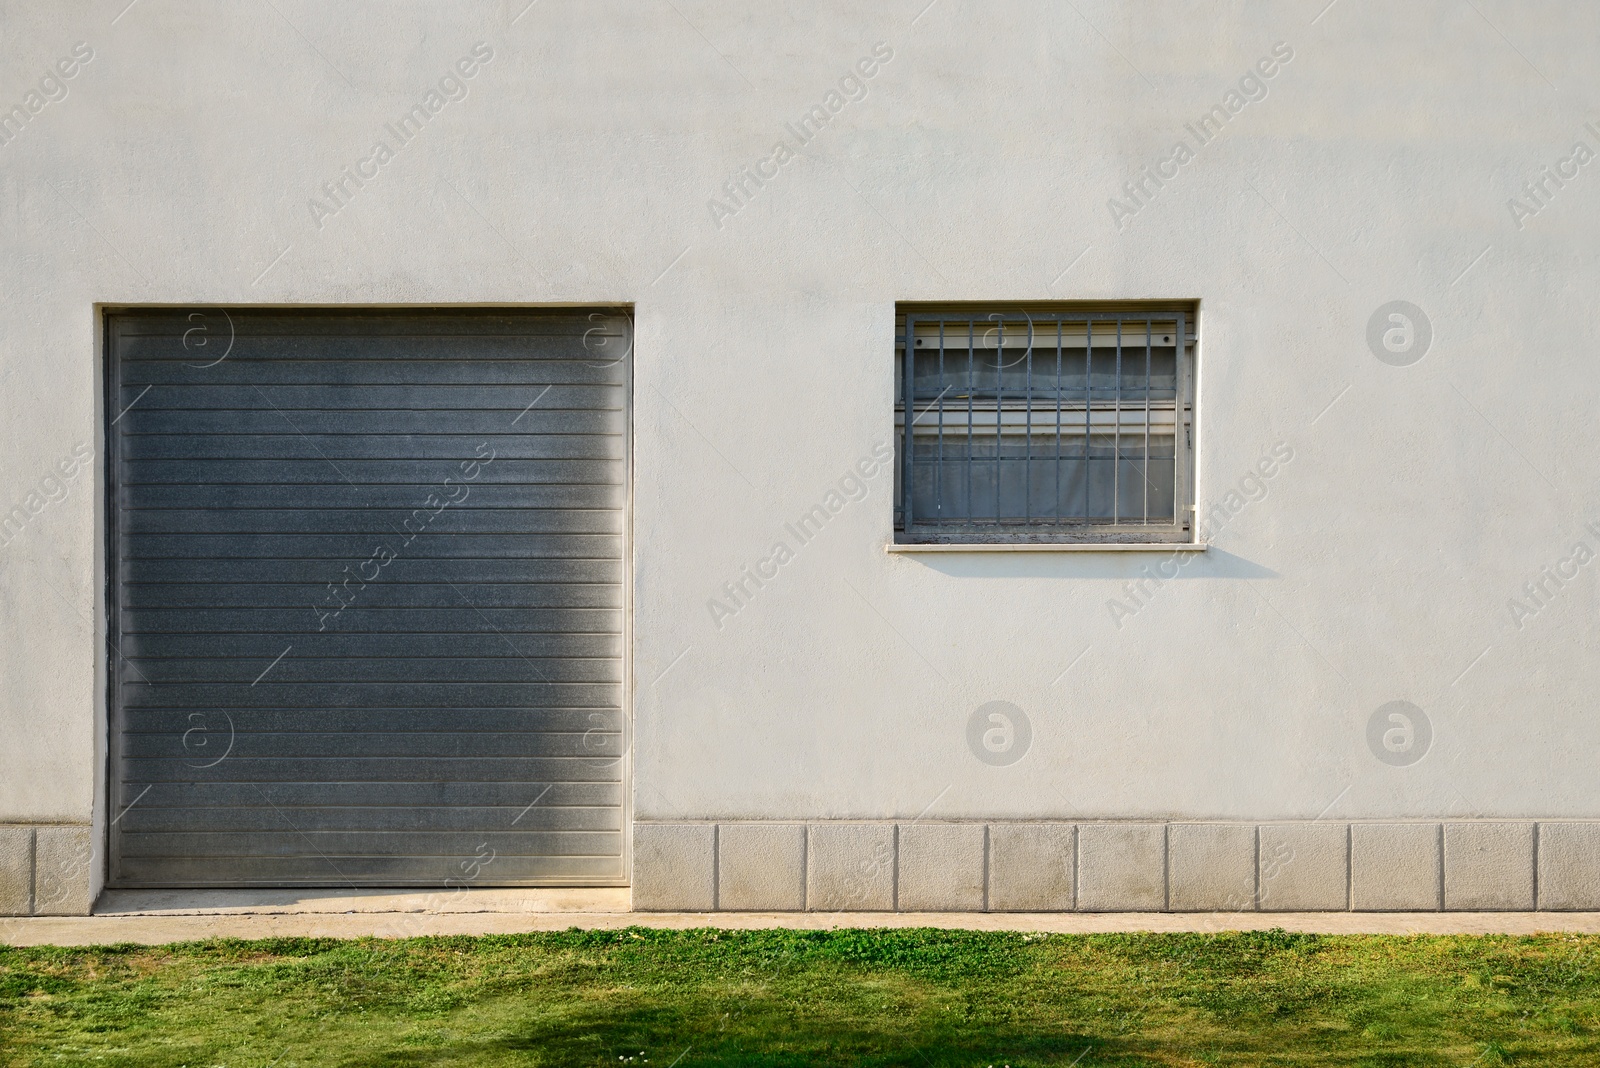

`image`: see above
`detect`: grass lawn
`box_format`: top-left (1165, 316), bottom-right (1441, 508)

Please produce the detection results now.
top-left (2, 928), bottom-right (1599, 1065)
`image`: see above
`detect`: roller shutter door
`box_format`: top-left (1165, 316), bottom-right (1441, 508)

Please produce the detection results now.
top-left (106, 309), bottom-right (629, 887)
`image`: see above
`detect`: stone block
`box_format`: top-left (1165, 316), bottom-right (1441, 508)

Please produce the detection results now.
top-left (632, 823), bottom-right (715, 911)
top-left (717, 823), bottom-right (805, 911)
top-left (897, 823), bottom-right (984, 911)
top-left (1258, 823), bottom-right (1348, 911)
top-left (1077, 824), bottom-right (1165, 911)
top-left (33, 825), bottom-right (94, 916)
top-left (0, 827), bottom-right (31, 916)
top-left (988, 823), bottom-right (1074, 911)
top-left (1444, 823), bottom-right (1534, 911)
top-left (1351, 823), bottom-right (1439, 911)
top-left (806, 823), bottom-right (895, 911)
top-left (1537, 822), bottom-right (1600, 910)
top-left (1168, 823), bottom-right (1256, 912)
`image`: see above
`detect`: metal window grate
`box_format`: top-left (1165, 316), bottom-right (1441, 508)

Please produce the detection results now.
top-left (894, 305), bottom-right (1195, 543)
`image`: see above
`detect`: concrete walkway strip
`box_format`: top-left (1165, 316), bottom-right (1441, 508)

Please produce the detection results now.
top-left (4, 890), bottom-right (1600, 946)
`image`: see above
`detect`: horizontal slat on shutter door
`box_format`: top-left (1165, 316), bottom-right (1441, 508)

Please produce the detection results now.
top-left (107, 309), bottom-right (630, 887)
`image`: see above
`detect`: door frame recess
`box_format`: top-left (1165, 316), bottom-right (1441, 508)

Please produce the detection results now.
top-left (100, 304), bottom-right (635, 889)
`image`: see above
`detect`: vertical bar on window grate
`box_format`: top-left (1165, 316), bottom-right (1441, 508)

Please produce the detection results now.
top-left (966, 318), bottom-right (975, 528)
top-left (1024, 317), bottom-right (1032, 524)
top-left (1113, 317), bottom-right (1122, 525)
top-left (936, 319), bottom-right (945, 522)
top-left (1055, 319), bottom-right (1063, 525)
top-left (994, 318), bottom-right (1003, 523)
top-left (1082, 319), bottom-right (1092, 521)
top-left (902, 315), bottom-right (916, 532)
top-left (1144, 317), bottom-right (1152, 525)
top-left (1176, 311), bottom-right (1189, 535)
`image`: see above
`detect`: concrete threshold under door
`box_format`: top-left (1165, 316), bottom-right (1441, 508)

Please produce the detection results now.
top-left (92, 887), bottom-right (633, 916)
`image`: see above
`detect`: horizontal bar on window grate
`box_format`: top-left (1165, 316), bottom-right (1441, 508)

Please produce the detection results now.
top-left (900, 312), bottom-right (1189, 324)
top-left (900, 322), bottom-right (1189, 346)
top-left (896, 410), bottom-right (1178, 431)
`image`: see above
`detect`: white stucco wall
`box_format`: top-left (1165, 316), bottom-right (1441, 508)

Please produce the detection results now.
top-left (2, 0), bottom-right (1597, 847)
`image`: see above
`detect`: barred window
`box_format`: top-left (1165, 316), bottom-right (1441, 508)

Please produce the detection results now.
top-left (894, 304), bottom-right (1196, 544)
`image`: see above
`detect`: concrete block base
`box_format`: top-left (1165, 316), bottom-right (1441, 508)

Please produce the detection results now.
top-left (1258, 822), bottom-right (1348, 911)
top-left (0, 825), bottom-right (95, 917)
top-left (1538, 823), bottom-right (1600, 910)
top-left (631, 823), bottom-right (715, 911)
top-left (1077, 824), bottom-right (1166, 911)
top-left (1, 818), bottom-right (1579, 917)
top-left (1352, 824), bottom-right (1440, 912)
top-left (807, 823), bottom-right (895, 911)
top-left (0, 827), bottom-right (31, 915)
top-left (988, 823), bottom-right (1075, 911)
top-left (897, 823), bottom-right (984, 911)
top-left (717, 823), bottom-right (805, 911)
top-left (1168, 823), bottom-right (1255, 912)
top-left (616, 819), bottom-right (1588, 915)
top-left (1445, 823), bottom-right (1534, 911)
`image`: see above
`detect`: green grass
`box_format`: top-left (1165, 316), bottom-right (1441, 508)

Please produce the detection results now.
top-left (3, 928), bottom-right (1599, 1065)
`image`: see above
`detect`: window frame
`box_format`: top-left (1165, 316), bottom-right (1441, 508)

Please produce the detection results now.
top-left (893, 302), bottom-right (1198, 546)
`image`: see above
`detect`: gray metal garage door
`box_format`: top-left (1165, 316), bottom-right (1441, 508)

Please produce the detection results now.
top-left (106, 309), bottom-right (629, 887)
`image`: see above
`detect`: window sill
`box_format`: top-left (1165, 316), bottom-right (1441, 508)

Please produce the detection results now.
top-left (886, 541), bottom-right (1207, 553)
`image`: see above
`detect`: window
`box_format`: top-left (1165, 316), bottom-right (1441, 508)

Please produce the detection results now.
top-left (894, 303), bottom-right (1196, 544)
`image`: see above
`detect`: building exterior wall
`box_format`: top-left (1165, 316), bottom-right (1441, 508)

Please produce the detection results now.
top-left (0, 0), bottom-right (1596, 912)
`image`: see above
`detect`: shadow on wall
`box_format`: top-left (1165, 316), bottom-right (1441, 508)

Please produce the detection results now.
top-left (902, 546), bottom-right (1276, 582)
